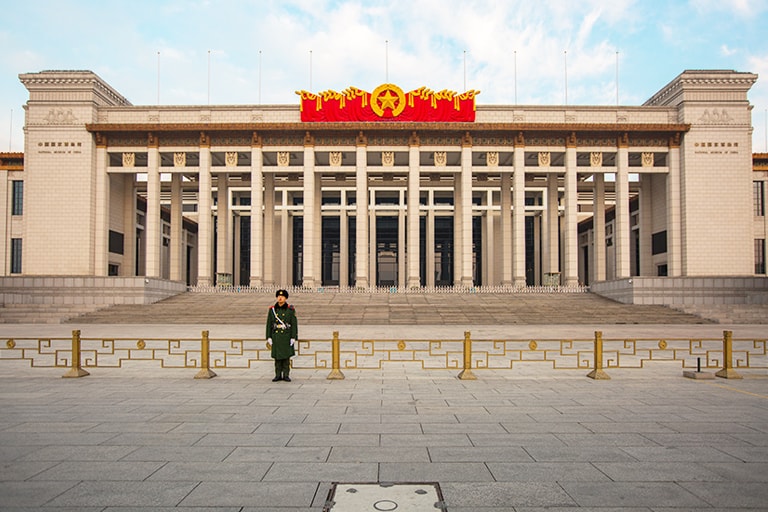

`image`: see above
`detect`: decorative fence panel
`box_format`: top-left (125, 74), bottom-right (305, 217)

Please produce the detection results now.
top-left (1, 331), bottom-right (766, 373)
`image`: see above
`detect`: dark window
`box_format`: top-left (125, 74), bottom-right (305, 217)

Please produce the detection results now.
top-left (756, 239), bottom-right (766, 275)
top-left (652, 230), bottom-right (667, 255)
top-left (108, 230), bottom-right (124, 255)
top-left (657, 264), bottom-right (668, 277)
top-left (10, 238), bottom-right (22, 274)
top-left (754, 181), bottom-right (765, 217)
top-left (11, 181), bottom-right (23, 215)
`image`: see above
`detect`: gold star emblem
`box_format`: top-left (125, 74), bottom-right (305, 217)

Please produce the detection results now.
top-left (377, 90), bottom-right (398, 111)
top-left (371, 84), bottom-right (406, 117)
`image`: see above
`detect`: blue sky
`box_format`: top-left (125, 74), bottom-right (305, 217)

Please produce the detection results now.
top-left (2, 0), bottom-right (768, 151)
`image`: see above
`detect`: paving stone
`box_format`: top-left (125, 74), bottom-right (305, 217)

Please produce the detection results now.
top-left (559, 482), bottom-right (709, 508)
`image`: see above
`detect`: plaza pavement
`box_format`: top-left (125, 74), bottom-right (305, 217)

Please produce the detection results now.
top-left (0, 322), bottom-right (767, 511)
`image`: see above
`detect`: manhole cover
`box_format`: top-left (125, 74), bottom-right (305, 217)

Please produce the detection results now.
top-left (324, 482), bottom-right (446, 511)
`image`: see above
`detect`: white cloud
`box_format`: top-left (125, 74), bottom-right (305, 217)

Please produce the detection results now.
top-left (0, 0), bottom-right (765, 150)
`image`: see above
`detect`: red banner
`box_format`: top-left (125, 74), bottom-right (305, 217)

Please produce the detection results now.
top-left (296, 84), bottom-right (479, 122)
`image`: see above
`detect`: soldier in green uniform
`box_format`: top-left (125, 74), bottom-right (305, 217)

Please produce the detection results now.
top-left (266, 289), bottom-right (298, 382)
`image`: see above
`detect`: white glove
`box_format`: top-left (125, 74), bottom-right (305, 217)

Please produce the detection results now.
top-left (266, 338), bottom-right (272, 348)
top-left (290, 338), bottom-right (295, 347)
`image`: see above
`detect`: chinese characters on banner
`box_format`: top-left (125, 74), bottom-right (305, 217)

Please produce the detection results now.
top-left (296, 84), bottom-right (480, 122)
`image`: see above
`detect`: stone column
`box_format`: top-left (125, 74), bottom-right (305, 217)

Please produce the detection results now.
top-left (369, 197), bottom-right (377, 287)
top-left (426, 203), bottom-right (435, 288)
top-left (512, 137), bottom-right (526, 287)
top-left (250, 136), bottom-right (264, 287)
top-left (399, 203), bottom-right (406, 288)
top-left (280, 195), bottom-right (289, 285)
top-left (0, 169), bottom-right (7, 273)
top-left (500, 172), bottom-right (512, 285)
top-left (460, 135), bottom-right (473, 287)
top-left (216, 172), bottom-right (230, 283)
top-left (145, 133), bottom-right (161, 278)
top-left (407, 134), bottom-right (421, 288)
top-left (170, 173), bottom-right (183, 281)
top-left (484, 204), bottom-right (494, 285)
top-left (615, 134), bottom-right (631, 278)
top-left (355, 134), bottom-right (369, 288)
top-left (233, 214), bottom-right (241, 285)
top-left (122, 174), bottom-right (136, 276)
top-left (543, 173), bottom-right (559, 275)
top-left (639, 174), bottom-right (653, 276)
top-left (314, 170), bottom-right (322, 285)
top-left (453, 169), bottom-right (462, 287)
top-left (667, 141), bottom-right (682, 276)
top-left (197, 132), bottom-right (213, 286)
top-left (339, 192), bottom-right (349, 288)
top-left (263, 173), bottom-right (274, 285)
top-left (302, 133), bottom-right (316, 287)
top-left (593, 173), bottom-right (606, 282)
top-left (94, 138), bottom-right (109, 276)
top-left (563, 137), bottom-right (578, 286)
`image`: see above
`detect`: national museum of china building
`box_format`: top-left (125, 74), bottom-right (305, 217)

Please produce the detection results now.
top-left (1, 69), bottom-right (767, 306)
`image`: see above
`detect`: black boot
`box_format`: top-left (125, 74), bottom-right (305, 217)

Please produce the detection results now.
top-left (272, 375), bottom-right (282, 382)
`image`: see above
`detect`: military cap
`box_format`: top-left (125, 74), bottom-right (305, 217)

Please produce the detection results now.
top-left (276, 289), bottom-right (289, 298)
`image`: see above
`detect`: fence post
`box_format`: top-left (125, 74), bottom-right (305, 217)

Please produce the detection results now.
top-left (715, 330), bottom-right (743, 379)
top-left (194, 330), bottom-right (217, 379)
top-left (327, 331), bottom-right (345, 380)
top-left (62, 329), bottom-right (90, 378)
top-left (586, 330), bottom-right (610, 380)
top-left (457, 330), bottom-right (477, 380)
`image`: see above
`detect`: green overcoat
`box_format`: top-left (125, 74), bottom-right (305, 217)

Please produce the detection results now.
top-left (266, 303), bottom-right (297, 359)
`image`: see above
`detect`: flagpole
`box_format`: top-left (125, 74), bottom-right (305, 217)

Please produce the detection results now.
top-left (463, 50), bottom-right (467, 91)
top-left (514, 50), bottom-right (517, 105)
top-left (385, 40), bottom-right (389, 82)
top-left (259, 50), bottom-right (262, 104)
top-left (309, 50), bottom-right (313, 90)
top-left (615, 51), bottom-right (619, 106)
top-left (157, 51), bottom-right (160, 105)
top-left (207, 50), bottom-right (211, 105)
top-left (8, 109), bottom-right (12, 151)
top-left (564, 50), bottom-right (568, 105)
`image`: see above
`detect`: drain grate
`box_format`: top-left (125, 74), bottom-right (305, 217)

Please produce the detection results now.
top-left (324, 482), bottom-right (446, 511)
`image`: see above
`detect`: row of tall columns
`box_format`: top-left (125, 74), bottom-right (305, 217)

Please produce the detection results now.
top-left (103, 137), bottom-right (683, 287)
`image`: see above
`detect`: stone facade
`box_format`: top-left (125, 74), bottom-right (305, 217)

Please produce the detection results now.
top-left (3, 69), bottom-right (764, 294)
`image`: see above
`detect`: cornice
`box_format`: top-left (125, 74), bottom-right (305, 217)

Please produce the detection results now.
top-left (86, 122), bottom-right (690, 134)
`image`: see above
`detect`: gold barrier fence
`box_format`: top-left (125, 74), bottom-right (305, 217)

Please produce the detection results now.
top-left (0, 330), bottom-right (765, 379)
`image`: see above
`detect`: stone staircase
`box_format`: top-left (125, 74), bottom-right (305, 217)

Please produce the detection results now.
top-left (57, 290), bottom-right (717, 325)
top-left (671, 304), bottom-right (768, 324)
top-left (0, 303), bottom-right (106, 324)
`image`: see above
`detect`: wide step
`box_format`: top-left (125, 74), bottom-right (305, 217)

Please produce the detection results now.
top-left (65, 291), bottom-right (713, 325)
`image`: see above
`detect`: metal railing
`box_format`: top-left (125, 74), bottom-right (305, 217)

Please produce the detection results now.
top-left (1, 330), bottom-right (764, 380)
top-left (187, 284), bottom-right (590, 294)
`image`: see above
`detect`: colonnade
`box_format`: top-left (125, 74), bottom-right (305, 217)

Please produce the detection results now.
top-left (94, 131), bottom-right (682, 288)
